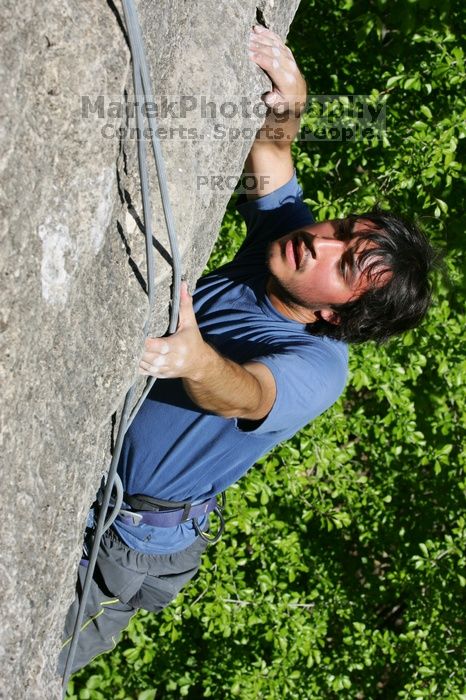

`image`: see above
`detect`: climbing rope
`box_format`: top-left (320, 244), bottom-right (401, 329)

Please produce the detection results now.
top-left (124, 0), bottom-right (183, 427)
top-left (62, 0), bottom-right (181, 689)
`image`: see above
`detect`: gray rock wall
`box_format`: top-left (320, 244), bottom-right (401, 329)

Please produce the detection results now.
top-left (0, 0), bottom-right (300, 696)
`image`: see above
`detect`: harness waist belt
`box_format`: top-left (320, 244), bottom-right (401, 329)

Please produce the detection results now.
top-left (116, 495), bottom-right (218, 528)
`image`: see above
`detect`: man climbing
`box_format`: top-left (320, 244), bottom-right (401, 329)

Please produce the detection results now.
top-left (59, 25), bottom-right (436, 674)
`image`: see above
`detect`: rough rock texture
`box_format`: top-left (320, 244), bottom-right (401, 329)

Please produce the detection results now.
top-left (0, 0), bottom-right (300, 696)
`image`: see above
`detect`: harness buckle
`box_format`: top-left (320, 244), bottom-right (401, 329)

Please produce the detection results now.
top-left (181, 502), bottom-right (191, 522)
top-left (118, 509), bottom-right (143, 526)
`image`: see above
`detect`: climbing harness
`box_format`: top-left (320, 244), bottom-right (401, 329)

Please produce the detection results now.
top-left (119, 491), bottom-right (220, 526)
top-left (117, 490), bottom-right (227, 544)
top-left (61, 0), bottom-right (199, 688)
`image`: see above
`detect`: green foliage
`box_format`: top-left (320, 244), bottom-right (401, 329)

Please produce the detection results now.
top-left (69, 1), bottom-right (465, 697)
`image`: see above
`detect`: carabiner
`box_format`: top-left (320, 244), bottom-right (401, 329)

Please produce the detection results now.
top-left (193, 492), bottom-right (226, 545)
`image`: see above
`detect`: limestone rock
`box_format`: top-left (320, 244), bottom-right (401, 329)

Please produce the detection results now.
top-left (0, 0), bottom-right (300, 696)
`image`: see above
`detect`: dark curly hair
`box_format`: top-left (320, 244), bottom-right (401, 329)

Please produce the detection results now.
top-left (310, 209), bottom-right (440, 344)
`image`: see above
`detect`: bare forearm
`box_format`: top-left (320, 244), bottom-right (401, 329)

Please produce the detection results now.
top-left (254, 100), bottom-right (306, 147)
top-left (244, 110), bottom-right (301, 183)
top-left (140, 282), bottom-right (274, 421)
top-left (243, 107), bottom-right (302, 199)
top-left (182, 343), bottom-right (263, 419)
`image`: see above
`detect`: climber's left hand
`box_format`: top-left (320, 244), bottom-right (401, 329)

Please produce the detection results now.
top-left (249, 25), bottom-right (307, 116)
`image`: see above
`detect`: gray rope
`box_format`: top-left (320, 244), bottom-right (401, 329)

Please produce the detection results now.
top-left (61, 386), bottom-right (136, 691)
top-left (125, 0), bottom-right (183, 427)
top-left (62, 0), bottom-right (181, 689)
top-left (102, 472), bottom-right (124, 532)
top-left (124, 0), bottom-right (182, 326)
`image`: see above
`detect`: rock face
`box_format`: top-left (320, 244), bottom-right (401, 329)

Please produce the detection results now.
top-left (0, 0), bottom-right (300, 696)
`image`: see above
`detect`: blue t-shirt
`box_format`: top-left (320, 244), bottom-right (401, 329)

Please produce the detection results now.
top-left (114, 174), bottom-right (349, 553)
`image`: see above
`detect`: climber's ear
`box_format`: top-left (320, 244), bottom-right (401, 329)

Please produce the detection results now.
top-left (315, 309), bottom-right (341, 325)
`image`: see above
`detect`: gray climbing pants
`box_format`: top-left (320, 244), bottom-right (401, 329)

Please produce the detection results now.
top-left (57, 527), bottom-right (208, 675)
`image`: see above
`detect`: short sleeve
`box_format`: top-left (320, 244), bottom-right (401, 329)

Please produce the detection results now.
top-left (235, 172), bottom-right (314, 256)
top-left (236, 341), bottom-right (348, 436)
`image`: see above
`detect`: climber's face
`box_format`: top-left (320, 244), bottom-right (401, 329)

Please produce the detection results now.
top-left (266, 218), bottom-right (389, 325)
